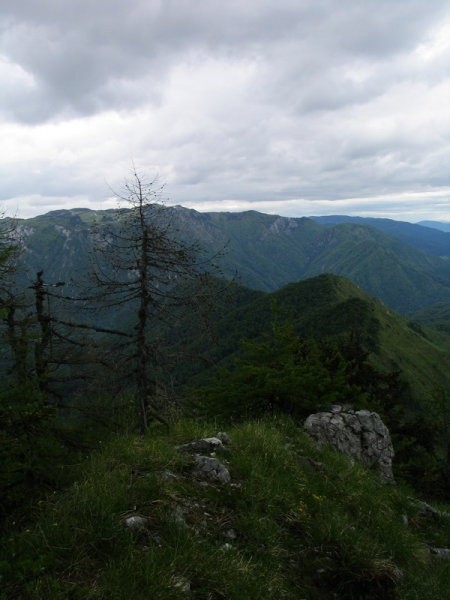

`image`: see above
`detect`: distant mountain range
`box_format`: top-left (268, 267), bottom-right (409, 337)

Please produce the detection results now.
top-left (9, 206), bottom-right (450, 315)
top-left (418, 220), bottom-right (450, 233)
top-left (311, 215), bottom-right (450, 257)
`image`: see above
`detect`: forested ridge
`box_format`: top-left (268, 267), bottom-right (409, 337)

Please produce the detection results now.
top-left (9, 204), bottom-right (450, 314)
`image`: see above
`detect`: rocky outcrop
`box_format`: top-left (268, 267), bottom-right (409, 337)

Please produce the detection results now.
top-left (177, 436), bottom-right (226, 455)
top-left (177, 432), bottom-right (232, 485)
top-left (304, 406), bottom-right (395, 482)
top-left (193, 456), bottom-right (231, 484)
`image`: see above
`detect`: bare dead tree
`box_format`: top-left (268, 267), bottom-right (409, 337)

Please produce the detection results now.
top-left (4, 294), bottom-right (30, 385)
top-left (28, 270), bottom-right (132, 401)
top-left (90, 169), bottom-right (220, 433)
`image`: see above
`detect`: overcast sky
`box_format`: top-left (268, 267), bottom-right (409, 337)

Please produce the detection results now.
top-left (1, 0), bottom-right (449, 222)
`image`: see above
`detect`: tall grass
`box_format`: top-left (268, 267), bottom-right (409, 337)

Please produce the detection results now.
top-left (1, 417), bottom-right (448, 599)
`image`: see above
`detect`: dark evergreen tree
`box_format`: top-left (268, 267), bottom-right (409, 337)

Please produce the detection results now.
top-left (193, 320), bottom-right (363, 422)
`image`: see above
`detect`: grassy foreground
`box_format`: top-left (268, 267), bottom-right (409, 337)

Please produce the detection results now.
top-left (1, 418), bottom-right (449, 599)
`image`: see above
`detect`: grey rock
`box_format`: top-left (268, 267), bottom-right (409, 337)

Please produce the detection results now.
top-left (193, 456), bottom-right (231, 484)
top-left (177, 437), bottom-right (224, 455)
top-left (216, 431), bottom-right (231, 445)
top-left (411, 498), bottom-right (450, 520)
top-left (430, 547), bottom-right (450, 559)
top-left (225, 528), bottom-right (237, 540)
top-left (172, 576), bottom-right (191, 592)
top-left (161, 469), bottom-right (179, 481)
top-left (304, 406), bottom-right (395, 482)
top-left (124, 515), bottom-right (148, 530)
top-left (172, 506), bottom-right (188, 528)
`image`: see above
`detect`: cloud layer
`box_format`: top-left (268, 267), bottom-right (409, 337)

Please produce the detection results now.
top-left (0, 0), bottom-right (449, 220)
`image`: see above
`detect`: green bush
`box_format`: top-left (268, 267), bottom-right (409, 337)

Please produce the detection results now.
top-left (193, 323), bottom-right (363, 422)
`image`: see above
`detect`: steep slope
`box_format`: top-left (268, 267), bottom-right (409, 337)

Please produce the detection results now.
top-left (412, 302), bottom-right (450, 335)
top-left (300, 223), bottom-right (450, 313)
top-left (173, 210), bottom-right (450, 312)
top-left (14, 209), bottom-right (94, 280)
top-left (276, 276), bottom-right (450, 400)
top-left (172, 207), bottom-right (325, 289)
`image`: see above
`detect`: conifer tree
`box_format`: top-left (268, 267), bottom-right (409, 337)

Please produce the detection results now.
top-left (91, 169), bottom-right (212, 432)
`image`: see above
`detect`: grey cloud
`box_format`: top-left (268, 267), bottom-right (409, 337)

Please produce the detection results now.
top-left (0, 0), bottom-right (449, 221)
top-left (1, 0), bottom-right (448, 122)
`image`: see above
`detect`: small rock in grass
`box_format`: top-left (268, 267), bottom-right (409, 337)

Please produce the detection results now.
top-left (225, 528), bottom-right (237, 540)
top-left (193, 456), bottom-right (231, 484)
top-left (124, 515), bottom-right (148, 530)
top-left (430, 547), bottom-right (450, 559)
top-left (221, 543), bottom-right (233, 552)
top-left (216, 431), bottom-right (231, 445)
top-left (177, 437), bottom-right (224, 455)
top-left (172, 575), bottom-right (191, 592)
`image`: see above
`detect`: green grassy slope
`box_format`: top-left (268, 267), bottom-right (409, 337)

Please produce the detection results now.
top-left (2, 418), bottom-right (448, 599)
top-left (271, 275), bottom-right (450, 404)
top-left (271, 274), bottom-right (450, 402)
top-left (412, 302), bottom-right (450, 335)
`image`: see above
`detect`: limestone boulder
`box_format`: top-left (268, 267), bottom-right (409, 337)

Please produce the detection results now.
top-left (304, 406), bottom-right (395, 482)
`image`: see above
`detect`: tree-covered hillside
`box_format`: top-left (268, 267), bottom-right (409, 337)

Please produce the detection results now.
top-left (168, 274), bottom-right (450, 403)
top-left (313, 215), bottom-right (450, 258)
top-left (10, 206), bottom-right (450, 314)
